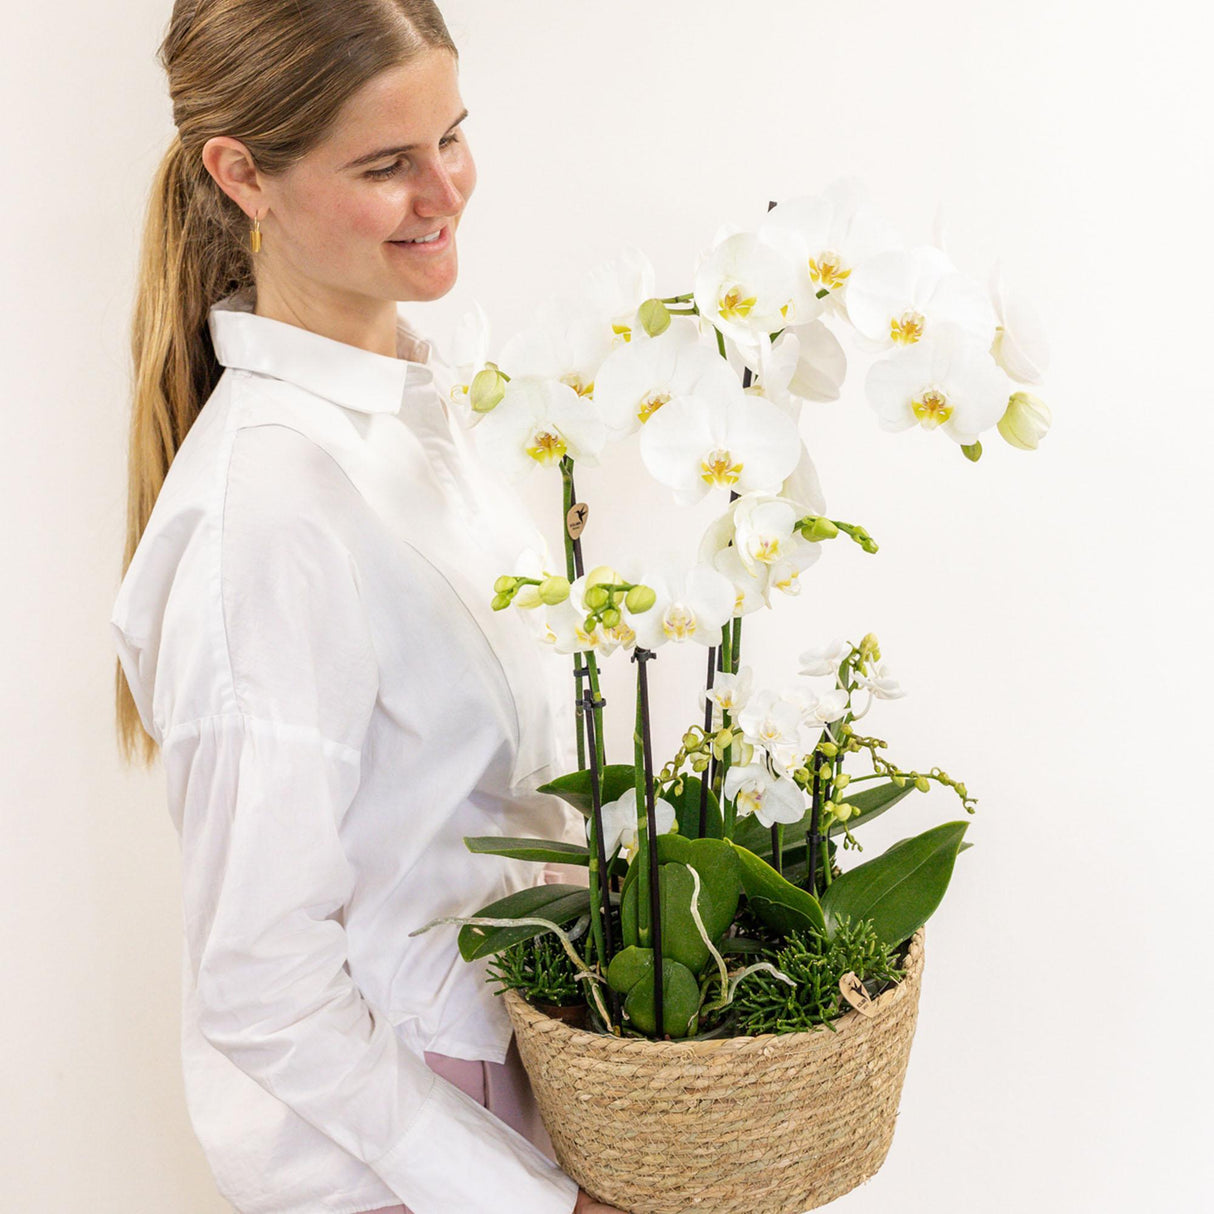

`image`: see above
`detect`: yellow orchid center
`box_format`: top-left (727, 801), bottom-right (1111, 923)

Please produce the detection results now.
top-left (910, 388), bottom-right (953, 429)
top-left (733, 589), bottom-right (747, 614)
top-left (773, 570), bottom-right (801, 594)
top-left (450, 383), bottom-right (469, 402)
top-left (700, 447), bottom-right (744, 487)
top-left (662, 603), bottom-right (697, 640)
top-left (636, 390), bottom-right (671, 423)
top-left (752, 536), bottom-right (782, 564)
top-left (890, 309), bottom-right (926, 344)
top-left (560, 373), bottom-right (595, 398)
top-left (737, 782), bottom-right (764, 816)
top-left (718, 285), bottom-right (757, 321)
top-left (606, 619), bottom-right (637, 647)
top-left (612, 322), bottom-right (633, 344)
top-left (808, 250), bottom-right (850, 291)
top-left (526, 428), bottom-right (568, 464)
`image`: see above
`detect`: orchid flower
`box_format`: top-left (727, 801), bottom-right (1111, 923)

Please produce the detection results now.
top-left (541, 571), bottom-right (636, 657)
top-left (736, 688), bottom-right (809, 774)
top-left (865, 321), bottom-right (1012, 446)
top-left (699, 666), bottom-right (755, 731)
top-left (498, 298), bottom-right (615, 400)
top-left (639, 377), bottom-right (801, 506)
top-left (581, 245), bottom-right (658, 346)
top-left (758, 177), bottom-right (901, 324)
top-left (988, 259), bottom-right (1051, 384)
top-left (693, 231), bottom-right (822, 357)
top-left (592, 319), bottom-right (739, 436)
top-left (446, 301), bottom-right (492, 427)
top-left (474, 376), bottom-right (608, 481)
top-left (798, 638), bottom-right (853, 679)
top-left (753, 324), bottom-right (847, 413)
top-left (620, 559), bottom-right (735, 650)
top-left (723, 762), bottom-right (806, 828)
top-left (846, 246), bottom-right (997, 352)
top-left (593, 786), bottom-right (677, 859)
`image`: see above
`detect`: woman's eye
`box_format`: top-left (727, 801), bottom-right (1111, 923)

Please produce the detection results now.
top-left (366, 132), bottom-right (461, 180)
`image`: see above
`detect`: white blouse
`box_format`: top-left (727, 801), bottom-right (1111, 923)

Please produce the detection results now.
top-left (110, 287), bottom-right (583, 1214)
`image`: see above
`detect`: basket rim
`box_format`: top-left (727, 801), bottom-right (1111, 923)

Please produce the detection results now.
top-left (503, 926), bottom-right (925, 1055)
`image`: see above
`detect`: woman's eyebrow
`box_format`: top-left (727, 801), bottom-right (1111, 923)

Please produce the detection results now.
top-left (341, 108), bottom-right (469, 170)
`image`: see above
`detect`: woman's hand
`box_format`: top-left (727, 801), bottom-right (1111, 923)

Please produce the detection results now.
top-left (573, 1185), bottom-right (627, 1213)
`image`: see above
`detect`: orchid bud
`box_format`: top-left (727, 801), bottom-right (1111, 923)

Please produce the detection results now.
top-left (819, 742), bottom-right (838, 758)
top-left (915, 775), bottom-right (930, 792)
top-left (493, 575), bottom-right (517, 594)
top-left (834, 772), bottom-right (850, 790)
top-left (584, 585), bottom-right (610, 610)
top-left (624, 584), bottom-right (656, 613)
top-left (538, 576), bottom-right (571, 605)
top-left (961, 441), bottom-right (982, 462)
top-left (690, 756), bottom-right (709, 772)
top-left (585, 565), bottom-right (617, 589)
top-left (600, 606), bottom-right (621, 627)
top-left (491, 592), bottom-right (511, 611)
top-left (997, 391), bottom-right (1052, 450)
top-left (637, 298), bottom-right (672, 337)
top-left (514, 585), bottom-right (542, 609)
top-left (859, 633), bottom-right (881, 663)
top-left (835, 802), bottom-right (854, 822)
top-left (801, 516), bottom-right (839, 541)
top-left (470, 367), bottom-right (506, 413)
top-left (583, 614), bottom-right (598, 632)
top-left (682, 730), bottom-right (700, 751)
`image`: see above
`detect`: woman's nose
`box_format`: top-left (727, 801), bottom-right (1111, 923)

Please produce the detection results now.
top-left (417, 159), bottom-right (465, 216)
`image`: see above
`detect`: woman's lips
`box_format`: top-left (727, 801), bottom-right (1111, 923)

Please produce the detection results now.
top-left (387, 225), bottom-right (451, 253)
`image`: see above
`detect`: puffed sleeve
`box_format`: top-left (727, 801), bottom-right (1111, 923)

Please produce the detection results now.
top-left (165, 425), bottom-right (578, 1214)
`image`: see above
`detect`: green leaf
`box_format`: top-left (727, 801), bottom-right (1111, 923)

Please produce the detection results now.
top-left (606, 945), bottom-right (654, 994)
top-left (623, 957), bottom-right (701, 1038)
top-left (820, 820), bottom-right (969, 949)
top-left (464, 836), bottom-right (590, 865)
top-left (621, 863), bottom-right (716, 973)
top-left (827, 779), bottom-right (916, 835)
top-left (456, 883), bottom-right (591, 961)
top-left (670, 774), bottom-right (723, 839)
top-left (729, 841), bottom-right (825, 936)
top-left (654, 834), bottom-right (740, 939)
top-left (537, 765), bottom-right (637, 817)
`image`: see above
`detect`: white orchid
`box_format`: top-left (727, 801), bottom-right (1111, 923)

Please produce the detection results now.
top-left (778, 440), bottom-right (828, 516)
top-left (736, 688), bottom-right (809, 773)
top-left (541, 570), bottom-right (637, 658)
top-left (759, 177), bottom-right (901, 323)
top-left (753, 324), bottom-right (847, 413)
top-left (592, 786), bottom-right (677, 859)
top-left (474, 376), bottom-right (608, 481)
top-left (849, 661), bottom-right (906, 722)
top-left (988, 259), bottom-right (1050, 384)
top-left (699, 666), bottom-right (755, 730)
top-left (581, 245), bottom-right (659, 346)
top-left (723, 762), bottom-right (806, 828)
top-left (846, 245), bottom-right (997, 352)
top-left (798, 638), bottom-right (852, 679)
top-left (640, 377), bottom-right (801, 506)
top-left (506, 543), bottom-right (564, 640)
top-left (698, 491), bottom-right (822, 609)
top-left (446, 301), bottom-right (493, 426)
top-left (592, 320), bottom-right (738, 436)
top-left (498, 298), bottom-right (615, 400)
top-left (865, 321), bottom-right (1012, 446)
top-left (693, 231), bottom-right (822, 356)
top-left (803, 686), bottom-right (852, 725)
top-left (620, 559), bottom-right (735, 650)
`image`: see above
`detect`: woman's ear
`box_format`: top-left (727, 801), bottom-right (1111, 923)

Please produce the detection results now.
top-left (201, 135), bottom-right (267, 220)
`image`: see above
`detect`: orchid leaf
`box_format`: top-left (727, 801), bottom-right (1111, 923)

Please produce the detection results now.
top-left (820, 820), bottom-right (968, 949)
top-left (537, 765), bottom-right (637, 818)
top-left (729, 841), bottom-right (825, 936)
top-left (457, 884), bottom-right (591, 961)
top-left (464, 836), bottom-right (590, 865)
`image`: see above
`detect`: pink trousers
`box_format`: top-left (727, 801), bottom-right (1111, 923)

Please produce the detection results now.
top-left (357, 1033), bottom-right (559, 1214)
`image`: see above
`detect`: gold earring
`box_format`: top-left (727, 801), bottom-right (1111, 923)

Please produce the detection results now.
top-left (250, 211), bottom-right (262, 254)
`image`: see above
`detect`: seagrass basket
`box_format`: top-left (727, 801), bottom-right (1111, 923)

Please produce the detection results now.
top-left (503, 928), bottom-right (926, 1214)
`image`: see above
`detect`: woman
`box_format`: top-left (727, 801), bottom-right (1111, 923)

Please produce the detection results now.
top-left (111, 2), bottom-right (624, 1211)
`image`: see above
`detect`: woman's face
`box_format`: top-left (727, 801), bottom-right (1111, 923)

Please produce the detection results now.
top-left (255, 47), bottom-right (476, 306)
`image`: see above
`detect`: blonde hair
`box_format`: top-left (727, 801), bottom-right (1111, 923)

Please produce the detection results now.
top-left (116, 0), bottom-right (458, 766)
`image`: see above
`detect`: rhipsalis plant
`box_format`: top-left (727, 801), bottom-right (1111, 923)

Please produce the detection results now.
top-left (412, 176), bottom-right (1051, 1040)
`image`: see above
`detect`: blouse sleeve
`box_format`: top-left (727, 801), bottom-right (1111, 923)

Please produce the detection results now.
top-left (165, 425), bottom-right (578, 1214)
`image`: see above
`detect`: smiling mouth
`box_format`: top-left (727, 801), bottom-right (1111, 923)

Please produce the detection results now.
top-left (387, 225), bottom-right (452, 250)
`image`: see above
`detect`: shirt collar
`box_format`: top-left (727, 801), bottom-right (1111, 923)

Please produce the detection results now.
top-left (207, 285), bottom-right (436, 415)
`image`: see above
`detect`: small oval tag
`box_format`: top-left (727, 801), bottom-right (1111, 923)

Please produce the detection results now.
top-left (566, 502), bottom-right (589, 539)
top-left (839, 971), bottom-right (876, 1018)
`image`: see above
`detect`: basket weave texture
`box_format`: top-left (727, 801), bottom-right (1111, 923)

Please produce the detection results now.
top-left (504, 928), bottom-right (925, 1214)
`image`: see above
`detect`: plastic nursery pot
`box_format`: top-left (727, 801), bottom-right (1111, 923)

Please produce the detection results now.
top-left (535, 1001), bottom-right (588, 1030)
top-left (503, 928), bottom-right (926, 1214)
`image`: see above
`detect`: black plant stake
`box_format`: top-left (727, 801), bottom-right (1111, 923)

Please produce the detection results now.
top-left (582, 691), bottom-right (619, 1023)
top-left (632, 645), bottom-right (664, 1037)
top-left (699, 645), bottom-right (716, 837)
top-left (807, 748), bottom-right (824, 896)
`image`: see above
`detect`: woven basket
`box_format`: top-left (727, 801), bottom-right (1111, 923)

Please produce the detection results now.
top-left (504, 928), bottom-right (925, 1214)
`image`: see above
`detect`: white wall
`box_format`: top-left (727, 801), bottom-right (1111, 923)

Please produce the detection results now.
top-left (2, 0), bottom-right (1208, 1209)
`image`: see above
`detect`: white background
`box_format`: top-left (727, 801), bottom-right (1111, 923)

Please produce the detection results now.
top-left (1, 0), bottom-right (1210, 1209)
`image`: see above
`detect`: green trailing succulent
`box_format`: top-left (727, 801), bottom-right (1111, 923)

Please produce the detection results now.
top-left (486, 929), bottom-right (584, 1007)
top-left (729, 914), bottom-right (903, 1035)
